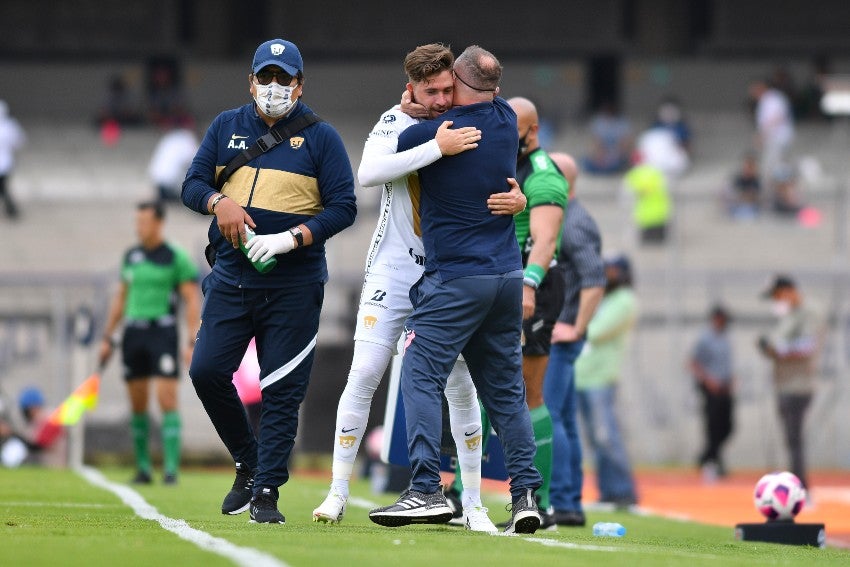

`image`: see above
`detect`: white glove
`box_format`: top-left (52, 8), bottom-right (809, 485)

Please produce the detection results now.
top-left (245, 231), bottom-right (296, 262)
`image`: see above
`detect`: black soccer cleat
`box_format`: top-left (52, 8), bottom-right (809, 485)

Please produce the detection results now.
top-left (503, 489), bottom-right (541, 535)
top-left (131, 470), bottom-right (153, 485)
top-left (369, 489), bottom-right (453, 527)
top-left (249, 488), bottom-right (285, 524)
top-left (221, 462), bottom-right (254, 515)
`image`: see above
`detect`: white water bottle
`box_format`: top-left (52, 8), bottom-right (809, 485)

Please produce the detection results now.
top-left (592, 522), bottom-right (626, 537)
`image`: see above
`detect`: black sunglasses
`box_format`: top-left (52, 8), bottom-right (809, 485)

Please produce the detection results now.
top-left (254, 69), bottom-right (295, 86)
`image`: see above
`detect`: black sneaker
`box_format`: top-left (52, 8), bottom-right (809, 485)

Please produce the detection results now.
top-left (163, 473), bottom-right (178, 486)
top-left (369, 489), bottom-right (453, 527)
top-left (131, 470), bottom-right (152, 485)
top-left (553, 509), bottom-right (586, 527)
top-left (443, 485), bottom-right (464, 526)
top-left (221, 462), bottom-right (254, 515)
top-left (503, 489), bottom-right (541, 535)
top-left (534, 494), bottom-right (556, 531)
top-left (249, 488), bottom-right (285, 524)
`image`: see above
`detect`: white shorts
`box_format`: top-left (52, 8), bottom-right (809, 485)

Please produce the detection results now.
top-left (353, 272), bottom-right (419, 353)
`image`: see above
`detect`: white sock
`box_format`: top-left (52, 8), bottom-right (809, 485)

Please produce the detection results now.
top-left (445, 358), bottom-right (483, 509)
top-left (329, 341), bottom-right (393, 498)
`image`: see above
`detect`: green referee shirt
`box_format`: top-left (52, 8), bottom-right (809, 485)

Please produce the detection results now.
top-left (514, 148), bottom-right (569, 263)
top-left (121, 242), bottom-right (199, 321)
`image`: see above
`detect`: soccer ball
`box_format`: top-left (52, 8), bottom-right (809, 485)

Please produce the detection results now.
top-left (753, 471), bottom-right (806, 521)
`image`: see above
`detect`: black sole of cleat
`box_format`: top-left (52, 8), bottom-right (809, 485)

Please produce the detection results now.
top-left (369, 514), bottom-right (413, 527)
top-left (512, 516), bottom-right (541, 534)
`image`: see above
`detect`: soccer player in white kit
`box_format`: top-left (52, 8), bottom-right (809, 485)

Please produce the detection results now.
top-left (312, 44), bottom-right (525, 532)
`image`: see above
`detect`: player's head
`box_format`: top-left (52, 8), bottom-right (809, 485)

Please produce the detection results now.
top-left (403, 43), bottom-right (455, 119)
top-left (507, 97), bottom-right (540, 159)
top-left (249, 39), bottom-right (305, 120)
top-left (452, 45), bottom-right (501, 105)
top-left (548, 152), bottom-right (579, 199)
top-left (136, 201), bottom-right (165, 246)
top-left (761, 274), bottom-right (800, 309)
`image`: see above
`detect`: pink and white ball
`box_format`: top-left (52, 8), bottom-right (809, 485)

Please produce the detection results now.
top-left (753, 471), bottom-right (807, 521)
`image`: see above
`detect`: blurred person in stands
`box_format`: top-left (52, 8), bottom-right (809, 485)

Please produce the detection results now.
top-left (757, 275), bottom-right (825, 490)
top-left (18, 387), bottom-right (66, 468)
top-left (543, 152), bottom-right (606, 527)
top-left (725, 151), bottom-right (762, 220)
top-left (581, 101), bottom-right (633, 175)
top-left (622, 160), bottom-right (672, 244)
top-left (148, 115), bottom-right (199, 203)
top-left (651, 96), bottom-right (692, 156)
top-left (769, 162), bottom-right (803, 216)
top-left (749, 78), bottom-right (794, 189)
top-left (574, 254), bottom-right (639, 508)
top-left (99, 201), bottom-right (200, 485)
top-left (147, 58), bottom-right (189, 127)
top-left (690, 306), bottom-right (735, 482)
top-left (0, 100), bottom-right (25, 219)
top-left (95, 75), bottom-right (142, 128)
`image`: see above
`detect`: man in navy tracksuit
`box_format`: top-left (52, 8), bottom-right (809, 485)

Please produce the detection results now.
top-left (368, 46), bottom-right (542, 535)
top-left (182, 38), bottom-right (356, 523)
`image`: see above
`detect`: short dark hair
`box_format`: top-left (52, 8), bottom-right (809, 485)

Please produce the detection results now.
top-left (137, 200), bottom-right (165, 220)
top-left (455, 45), bottom-right (502, 92)
top-left (403, 43), bottom-right (454, 83)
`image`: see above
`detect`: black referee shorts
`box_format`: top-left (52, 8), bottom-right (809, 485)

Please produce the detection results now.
top-left (122, 324), bottom-right (180, 381)
top-left (522, 267), bottom-right (566, 357)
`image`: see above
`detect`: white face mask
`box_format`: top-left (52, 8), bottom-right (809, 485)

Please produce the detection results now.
top-left (771, 300), bottom-right (792, 317)
top-left (254, 81), bottom-right (297, 118)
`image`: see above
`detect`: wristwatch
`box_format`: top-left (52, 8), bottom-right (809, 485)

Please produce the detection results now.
top-left (289, 226), bottom-right (304, 248)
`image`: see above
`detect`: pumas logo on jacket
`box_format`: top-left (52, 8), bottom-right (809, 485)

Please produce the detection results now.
top-left (290, 136), bottom-right (304, 149)
top-left (228, 133), bottom-right (249, 150)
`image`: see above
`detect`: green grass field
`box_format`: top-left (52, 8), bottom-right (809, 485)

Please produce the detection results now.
top-left (1, 466), bottom-right (847, 566)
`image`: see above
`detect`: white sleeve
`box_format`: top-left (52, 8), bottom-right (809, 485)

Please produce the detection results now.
top-left (357, 110), bottom-right (442, 187)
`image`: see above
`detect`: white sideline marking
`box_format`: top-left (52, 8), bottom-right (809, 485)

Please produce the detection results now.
top-left (77, 466), bottom-right (288, 567)
top-left (347, 495), bottom-right (381, 509)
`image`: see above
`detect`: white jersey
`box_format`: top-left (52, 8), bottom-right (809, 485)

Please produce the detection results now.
top-left (358, 106), bottom-right (443, 286)
top-left (354, 106), bottom-right (443, 349)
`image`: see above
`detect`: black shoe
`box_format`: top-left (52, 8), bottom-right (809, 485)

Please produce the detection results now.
top-left (163, 473), bottom-right (178, 485)
top-left (443, 485), bottom-right (464, 526)
top-left (250, 488), bottom-right (285, 524)
top-left (553, 509), bottom-right (586, 527)
top-left (369, 489), bottom-right (453, 527)
top-left (503, 489), bottom-right (541, 535)
top-left (131, 470), bottom-right (152, 485)
top-left (221, 462), bottom-right (254, 515)
top-left (538, 506), bottom-right (556, 531)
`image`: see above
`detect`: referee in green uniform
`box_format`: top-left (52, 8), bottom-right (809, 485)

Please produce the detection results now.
top-left (100, 201), bottom-right (200, 484)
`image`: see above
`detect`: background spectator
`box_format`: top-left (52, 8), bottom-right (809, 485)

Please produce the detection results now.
top-left (582, 101), bottom-right (633, 175)
top-left (0, 100), bottom-right (25, 219)
top-left (148, 116), bottom-right (199, 203)
top-left (690, 306), bottom-right (735, 482)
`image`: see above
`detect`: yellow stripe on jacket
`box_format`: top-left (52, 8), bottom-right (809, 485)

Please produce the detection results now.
top-left (215, 165), bottom-right (324, 215)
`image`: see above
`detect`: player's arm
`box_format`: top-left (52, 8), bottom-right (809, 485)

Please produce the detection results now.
top-left (522, 205), bottom-right (564, 319)
top-left (487, 178), bottom-right (527, 216)
top-left (358, 120), bottom-right (480, 188)
top-left (179, 280), bottom-right (201, 365)
top-left (99, 281), bottom-right (127, 366)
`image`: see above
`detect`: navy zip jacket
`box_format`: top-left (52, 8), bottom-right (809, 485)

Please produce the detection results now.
top-left (182, 101), bottom-right (356, 288)
top-left (396, 97), bottom-right (521, 281)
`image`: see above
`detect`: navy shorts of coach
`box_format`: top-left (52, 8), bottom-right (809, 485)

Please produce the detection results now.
top-left (401, 270), bottom-right (542, 500)
top-left (191, 274), bottom-right (323, 496)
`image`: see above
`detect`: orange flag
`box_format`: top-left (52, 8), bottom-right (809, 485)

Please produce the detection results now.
top-left (34, 373), bottom-right (100, 447)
